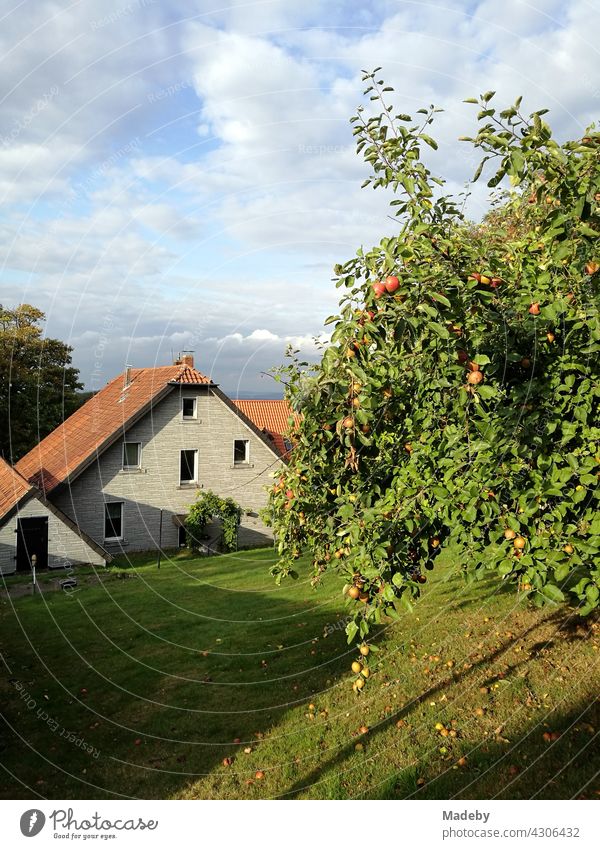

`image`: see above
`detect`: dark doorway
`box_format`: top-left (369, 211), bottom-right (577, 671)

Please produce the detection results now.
top-left (16, 517), bottom-right (49, 571)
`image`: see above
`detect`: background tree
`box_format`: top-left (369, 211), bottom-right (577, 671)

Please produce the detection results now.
top-left (0, 304), bottom-right (83, 461)
top-left (268, 74), bottom-right (599, 689)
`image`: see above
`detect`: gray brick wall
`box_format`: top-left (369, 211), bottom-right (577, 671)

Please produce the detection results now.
top-left (0, 495), bottom-right (105, 574)
top-left (51, 386), bottom-right (282, 554)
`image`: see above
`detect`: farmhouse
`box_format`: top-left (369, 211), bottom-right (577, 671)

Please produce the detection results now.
top-left (0, 356), bottom-right (292, 574)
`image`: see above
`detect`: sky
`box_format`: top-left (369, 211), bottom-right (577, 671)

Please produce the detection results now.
top-left (1, 0), bottom-right (598, 396)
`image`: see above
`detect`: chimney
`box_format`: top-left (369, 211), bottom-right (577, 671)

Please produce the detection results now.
top-left (174, 351), bottom-right (194, 368)
top-left (123, 365), bottom-right (133, 389)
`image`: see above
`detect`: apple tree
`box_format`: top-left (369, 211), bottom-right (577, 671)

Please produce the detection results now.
top-left (268, 72), bottom-right (599, 685)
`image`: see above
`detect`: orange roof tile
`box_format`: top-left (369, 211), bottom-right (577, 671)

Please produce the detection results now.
top-left (0, 458), bottom-right (33, 520)
top-left (16, 365), bottom-right (212, 495)
top-left (233, 399), bottom-right (296, 457)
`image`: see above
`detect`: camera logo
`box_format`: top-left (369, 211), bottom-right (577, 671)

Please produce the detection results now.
top-left (20, 810), bottom-right (46, 837)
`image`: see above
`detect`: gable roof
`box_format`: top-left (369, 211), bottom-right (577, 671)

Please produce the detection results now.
top-left (0, 457), bottom-right (34, 521)
top-left (0, 458), bottom-right (110, 561)
top-left (232, 399), bottom-right (296, 457)
top-left (16, 365), bottom-right (212, 495)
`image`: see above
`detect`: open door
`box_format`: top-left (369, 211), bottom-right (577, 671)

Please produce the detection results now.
top-left (16, 517), bottom-right (49, 571)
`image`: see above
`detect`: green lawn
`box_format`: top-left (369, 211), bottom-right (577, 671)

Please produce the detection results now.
top-left (0, 548), bottom-right (598, 800)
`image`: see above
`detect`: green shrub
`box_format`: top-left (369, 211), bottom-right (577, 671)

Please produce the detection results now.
top-left (185, 490), bottom-right (242, 553)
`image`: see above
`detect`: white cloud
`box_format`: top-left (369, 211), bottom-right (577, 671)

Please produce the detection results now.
top-left (1, 0), bottom-right (599, 396)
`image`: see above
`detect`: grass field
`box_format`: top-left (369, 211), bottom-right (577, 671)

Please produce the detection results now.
top-left (0, 548), bottom-right (598, 800)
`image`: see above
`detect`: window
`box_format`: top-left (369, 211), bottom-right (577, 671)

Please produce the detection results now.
top-left (182, 397), bottom-right (197, 419)
top-left (104, 502), bottom-right (123, 540)
top-left (233, 439), bottom-right (250, 465)
top-left (180, 449), bottom-right (198, 484)
top-left (122, 441), bottom-right (141, 469)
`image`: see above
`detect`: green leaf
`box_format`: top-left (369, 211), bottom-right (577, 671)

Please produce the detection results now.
top-left (346, 621), bottom-right (358, 644)
top-left (429, 322), bottom-right (451, 339)
top-left (432, 292), bottom-right (451, 308)
top-left (509, 149), bottom-right (525, 177)
top-left (541, 584), bottom-right (565, 604)
top-left (476, 384), bottom-right (497, 400)
top-left (472, 157), bottom-right (489, 183)
top-left (419, 133), bottom-right (438, 150)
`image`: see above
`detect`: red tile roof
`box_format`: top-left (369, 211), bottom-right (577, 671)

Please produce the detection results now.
top-left (0, 458), bottom-right (33, 520)
top-left (16, 365), bottom-right (212, 495)
top-left (233, 399), bottom-right (296, 457)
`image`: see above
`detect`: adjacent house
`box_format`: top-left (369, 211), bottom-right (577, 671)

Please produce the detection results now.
top-left (0, 458), bottom-right (108, 574)
top-left (1, 356), bottom-right (293, 573)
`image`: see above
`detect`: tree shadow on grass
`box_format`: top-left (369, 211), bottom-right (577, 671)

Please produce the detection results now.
top-left (380, 697), bottom-right (599, 800)
top-left (0, 565), bottom-right (372, 800)
top-left (281, 608), bottom-right (598, 800)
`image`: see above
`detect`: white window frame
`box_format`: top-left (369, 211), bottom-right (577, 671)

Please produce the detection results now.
top-left (104, 501), bottom-right (124, 541)
top-left (233, 438), bottom-right (250, 465)
top-left (122, 441), bottom-right (142, 470)
top-left (179, 449), bottom-right (198, 485)
top-left (181, 396), bottom-right (197, 420)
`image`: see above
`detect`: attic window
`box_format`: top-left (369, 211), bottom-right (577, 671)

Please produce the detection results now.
top-left (122, 442), bottom-right (141, 469)
top-left (182, 397), bottom-right (197, 419)
top-left (233, 439), bottom-right (250, 465)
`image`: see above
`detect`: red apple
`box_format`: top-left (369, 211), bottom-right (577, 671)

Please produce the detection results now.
top-left (529, 302), bottom-right (540, 315)
top-left (372, 281), bottom-right (386, 299)
top-left (384, 275), bottom-right (400, 293)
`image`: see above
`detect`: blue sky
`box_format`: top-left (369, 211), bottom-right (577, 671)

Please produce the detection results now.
top-left (1, 0), bottom-right (598, 395)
